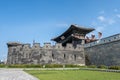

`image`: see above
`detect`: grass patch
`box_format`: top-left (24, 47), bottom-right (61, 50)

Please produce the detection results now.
top-left (25, 70), bottom-right (120, 80)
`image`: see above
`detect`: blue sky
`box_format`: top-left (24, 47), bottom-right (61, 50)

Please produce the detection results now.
top-left (0, 0), bottom-right (120, 60)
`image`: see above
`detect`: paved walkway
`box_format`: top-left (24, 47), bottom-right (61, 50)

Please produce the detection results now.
top-left (0, 69), bottom-right (39, 80)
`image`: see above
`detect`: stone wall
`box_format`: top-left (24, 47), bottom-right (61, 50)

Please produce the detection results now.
top-left (7, 33), bottom-right (120, 66)
top-left (7, 43), bottom-right (85, 65)
top-left (84, 34), bottom-right (120, 66)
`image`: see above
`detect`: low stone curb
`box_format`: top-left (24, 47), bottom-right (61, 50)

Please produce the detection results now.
top-left (79, 68), bottom-right (120, 73)
top-left (1, 68), bottom-right (120, 73)
top-left (23, 68), bottom-right (120, 73)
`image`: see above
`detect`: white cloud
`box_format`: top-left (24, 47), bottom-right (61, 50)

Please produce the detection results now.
top-left (90, 10), bottom-right (120, 38)
top-left (107, 19), bottom-right (115, 25)
top-left (97, 15), bottom-right (115, 25)
top-left (116, 14), bottom-right (120, 18)
top-left (97, 16), bottom-right (105, 22)
top-left (114, 8), bottom-right (118, 12)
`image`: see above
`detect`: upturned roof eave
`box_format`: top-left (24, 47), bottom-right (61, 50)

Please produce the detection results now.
top-left (51, 24), bottom-right (95, 41)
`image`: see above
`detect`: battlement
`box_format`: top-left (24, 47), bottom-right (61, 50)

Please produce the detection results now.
top-left (7, 42), bottom-right (22, 47)
top-left (7, 42), bottom-right (83, 51)
top-left (43, 43), bottom-right (52, 49)
top-left (84, 33), bottom-right (120, 48)
top-left (54, 43), bottom-right (63, 49)
top-left (42, 43), bottom-right (83, 51)
top-left (32, 43), bottom-right (40, 48)
top-left (65, 43), bottom-right (73, 50)
top-left (23, 43), bottom-right (31, 49)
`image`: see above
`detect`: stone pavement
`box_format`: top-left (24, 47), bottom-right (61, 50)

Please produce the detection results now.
top-left (0, 69), bottom-right (39, 80)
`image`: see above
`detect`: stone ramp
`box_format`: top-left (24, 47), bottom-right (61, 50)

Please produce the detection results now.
top-left (0, 69), bottom-right (39, 80)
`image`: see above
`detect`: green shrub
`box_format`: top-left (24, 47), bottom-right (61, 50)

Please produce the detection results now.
top-left (25, 64), bottom-right (43, 68)
top-left (108, 66), bottom-right (120, 70)
top-left (7, 64), bottom-right (25, 68)
top-left (45, 64), bottom-right (63, 68)
top-left (87, 65), bottom-right (97, 68)
top-left (97, 65), bottom-right (107, 69)
top-left (0, 64), bottom-right (6, 68)
top-left (7, 64), bottom-right (43, 68)
top-left (65, 64), bottom-right (79, 68)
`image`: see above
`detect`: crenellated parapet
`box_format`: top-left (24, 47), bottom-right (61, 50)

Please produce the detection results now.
top-left (23, 43), bottom-right (31, 49)
top-left (54, 43), bottom-right (64, 49)
top-left (43, 43), bottom-right (52, 49)
top-left (84, 33), bottom-right (120, 48)
top-left (32, 43), bottom-right (40, 49)
top-left (7, 42), bottom-right (83, 51)
top-left (41, 43), bottom-right (83, 51)
top-left (7, 42), bottom-right (22, 47)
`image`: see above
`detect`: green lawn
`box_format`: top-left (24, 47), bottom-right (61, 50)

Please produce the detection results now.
top-left (25, 70), bottom-right (120, 80)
